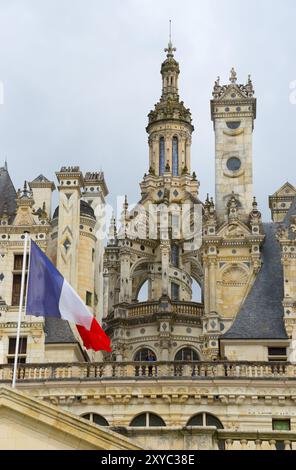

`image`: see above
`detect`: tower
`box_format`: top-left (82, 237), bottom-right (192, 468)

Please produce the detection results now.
top-left (211, 69), bottom-right (256, 222)
top-left (55, 166), bottom-right (84, 289)
top-left (147, 40), bottom-right (193, 176)
top-left (104, 40), bottom-right (204, 362)
top-left (82, 172), bottom-right (109, 323)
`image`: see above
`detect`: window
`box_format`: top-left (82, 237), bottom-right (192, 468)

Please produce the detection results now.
top-left (226, 157), bottom-right (241, 171)
top-left (7, 337), bottom-right (27, 364)
top-left (81, 413), bottom-right (109, 426)
top-left (171, 213), bottom-right (180, 238)
top-left (268, 347), bottom-right (287, 361)
top-left (174, 347), bottom-right (199, 361)
top-left (226, 121), bottom-right (241, 130)
top-left (130, 412), bottom-right (166, 427)
top-left (187, 412), bottom-right (223, 429)
top-left (92, 248), bottom-right (95, 262)
top-left (134, 348), bottom-right (156, 361)
top-left (12, 254), bottom-right (28, 306)
top-left (14, 255), bottom-right (28, 270)
top-left (86, 291), bottom-right (92, 306)
top-left (171, 282), bottom-right (179, 301)
top-left (172, 136), bottom-right (179, 176)
top-left (159, 137), bottom-right (165, 176)
top-left (171, 244), bottom-right (179, 268)
top-left (186, 413), bottom-right (224, 449)
top-left (272, 419), bottom-right (290, 431)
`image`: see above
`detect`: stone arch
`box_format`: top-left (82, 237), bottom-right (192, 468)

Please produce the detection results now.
top-left (133, 347), bottom-right (157, 361)
top-left (174, 346), bottom-right (200, 361)
top-left (130, 412), bottom-right (166, 427)
top-left (81, 413), bottom-right (109, 426)
top-left (187, 412), bottom-right (224, 429)
top-left (131, 260), bottom-right (150, 301)
top-left (221, 263), bottom-right (249, 286)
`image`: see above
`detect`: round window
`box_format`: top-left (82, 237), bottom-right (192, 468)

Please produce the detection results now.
top-left (226, 157), bottom-right (241, 171)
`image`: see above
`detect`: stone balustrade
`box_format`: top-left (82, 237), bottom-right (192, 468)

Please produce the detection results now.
top-left (117, 300), bottom-right (204, 318)
top-left (217, 430), bottom-right (296, 450)
top-left (0, 360), bottom-right (296, 382)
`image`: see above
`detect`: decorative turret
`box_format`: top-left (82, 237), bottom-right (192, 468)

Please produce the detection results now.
top-left (13, 181), bottom-right (35, 226)
top-left (146, 36), bottom-right (194, 177)
top-left (211, 68), bottom-right (257, 222)
top-left (108, 212), bottom-right (117, 246)
top-left (29, 174), bottom-right (55, 219)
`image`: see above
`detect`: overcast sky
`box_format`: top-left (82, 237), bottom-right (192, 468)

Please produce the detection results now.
top-left (0, 0), bottom-right (295, 220)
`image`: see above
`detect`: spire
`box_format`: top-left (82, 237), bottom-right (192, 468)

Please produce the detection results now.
top-left (108, 212), bottom-right (117, 245)
top-left (164, 20), bottom-right (176, 59)
top-left (160, 21), bottom-right (180, 100)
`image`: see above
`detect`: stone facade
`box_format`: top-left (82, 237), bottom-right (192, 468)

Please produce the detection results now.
top-left (0, 41), bottom-right (296, 450)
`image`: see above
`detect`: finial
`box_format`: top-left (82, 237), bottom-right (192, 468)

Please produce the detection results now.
top-left (164, 20), bottom-right (176, 58)
top-left (4, 158), bottom-right (7, 170)
top-left (230, 67), bottom-right (237, 84)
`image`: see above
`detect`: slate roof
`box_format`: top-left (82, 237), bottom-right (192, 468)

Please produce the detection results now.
top-left (53, 200), bottom-right (95, 220)
top-left (0, 165), bottom-right (17, 223)
top-left (31, 174), bottom-right (50, 183)
top-left (222, 222), bottom-right (288, 340)
top-left (44, 317), bottom-right (77, 344)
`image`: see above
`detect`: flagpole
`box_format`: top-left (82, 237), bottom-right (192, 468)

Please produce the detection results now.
top-left (12, 232), bottom-right (29, 388)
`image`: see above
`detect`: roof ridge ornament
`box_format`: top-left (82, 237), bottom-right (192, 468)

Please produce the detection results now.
top-left (229, 67), bottom-right (237, 84)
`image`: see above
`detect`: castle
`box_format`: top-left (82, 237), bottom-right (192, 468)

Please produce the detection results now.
top-left (0, 40), bottom-right (296, 450)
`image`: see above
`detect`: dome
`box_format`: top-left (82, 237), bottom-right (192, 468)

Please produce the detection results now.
top-left (53, 200), bottom-right (95, 220)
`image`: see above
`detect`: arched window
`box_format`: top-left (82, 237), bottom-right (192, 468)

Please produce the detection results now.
top-left (134, 348), bottom-right (157, 361)
top-left (130, 412), bottom-right (166, 427)
top-left (81, 413), bottom-right (109, 426)
top-left (172, 136), bottom-right (179, 176)
top-left (191, 278), bottom-right (202, 302)
top-left (159, 137), bottom-right (165, 176)
top-left (187, 413), bottom-right (224, 450)
top-left (171, 282), bottom-right (179, 301)
top-left (171, 244), bottom-right (179, 268)
top-left (187, 412), bottom-right (223, 429)
top-left (137, 280), bottom-right (149, 302)
top-left (174, 347), bottom-right (199, 361)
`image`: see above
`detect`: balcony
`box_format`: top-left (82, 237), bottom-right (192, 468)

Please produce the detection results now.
top-left (0, 360), bottom-right (295, 382)
top-left (113, 300), bottom-right (204, 319)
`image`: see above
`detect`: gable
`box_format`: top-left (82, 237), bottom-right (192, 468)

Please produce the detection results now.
top-left (271, 182), bottom-right (296, 198)
top-left (216, 220), bottom-right (251, 239)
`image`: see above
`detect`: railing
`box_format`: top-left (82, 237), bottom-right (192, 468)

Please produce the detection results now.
top-left (172, 301), bottom-right (204, 316)
top-left (127, 302), bottom-right (160, 317)
top-left (0, 361), bottom-right (296, 382)
top-left (115, 301), bottom-right (204, 318)
top-left (217, 430), bottom-right (296, 450)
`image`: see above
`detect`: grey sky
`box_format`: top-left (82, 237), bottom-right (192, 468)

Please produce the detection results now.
top-left (0, 0), bottom-right (295, 219)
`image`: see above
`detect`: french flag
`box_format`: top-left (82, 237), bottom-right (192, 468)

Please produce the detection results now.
top-left (26, 241), bottom-right (111, 352)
